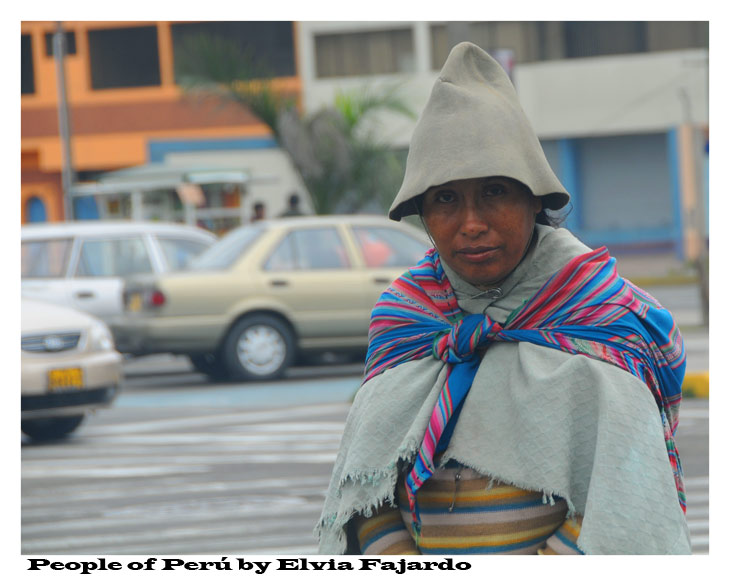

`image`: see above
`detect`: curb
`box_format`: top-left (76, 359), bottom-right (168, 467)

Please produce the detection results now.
top-left (683, 372), bottom-right (709, 398)
top-left (625, 275), bottom-right (698, 288)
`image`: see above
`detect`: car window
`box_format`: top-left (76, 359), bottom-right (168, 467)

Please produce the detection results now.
top-left (21, 239), bottom-right (73, 279)
top-left (265, 227), bottom-right (350, 271)
top-left (189, 226), bottom-right (263, 271)
top-left (352, 226), bottom-right (429, 268)
top-left (157, 236), bottom-right (211, 271)
top-left (264, 234), bottom-right (297, 271)
top-left (75, 237), bottom-right (153, 277)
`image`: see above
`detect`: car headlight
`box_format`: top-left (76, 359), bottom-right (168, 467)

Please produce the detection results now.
top-left (89, 321), bottom-right (115, 352)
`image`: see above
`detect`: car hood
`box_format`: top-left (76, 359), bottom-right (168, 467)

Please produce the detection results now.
top-left (22, 298), bottom-right (101, 334)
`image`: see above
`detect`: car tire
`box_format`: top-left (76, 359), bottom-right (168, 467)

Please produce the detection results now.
top-left (21, 415), bottom-right (85, 442)
top-left (188, 353), bottom-right (230, 381)
top-left (223, 314), bottom-right (295, 381)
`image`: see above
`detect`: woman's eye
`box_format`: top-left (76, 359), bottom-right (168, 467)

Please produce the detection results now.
top-left (483, 185), bottom-right (506, 197)
top-left (435, 191), bottom-right (455, 203)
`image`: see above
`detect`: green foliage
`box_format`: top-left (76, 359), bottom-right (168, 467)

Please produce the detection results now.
top-left (175, 34), bottom-right (295, 137)
top-left (174, 34), bottom-right (415, 214)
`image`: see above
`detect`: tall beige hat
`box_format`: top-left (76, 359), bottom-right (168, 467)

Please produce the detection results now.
top-left (389, 42), bottom-right (570, 221)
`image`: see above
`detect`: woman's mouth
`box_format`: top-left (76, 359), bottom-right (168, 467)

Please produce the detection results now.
top-left (456, 246), bottom-right (499, 263)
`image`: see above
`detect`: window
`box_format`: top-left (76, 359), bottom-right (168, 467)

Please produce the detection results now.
top-left (189, 226), bottom-right (263, 271)
top-left (352, 226), bottom-right (428, 268)
top-left (75, 238), bottom-right (153, 277)
top-left (264, 234), bottom-right (297, 271)
top-left (315, 29), bottom-right (414, 78)
top-left (647, 22), bottom-right (709, 52)
top-left (172, 21), bottom-right (295, 80)
top-left (429, 21), bottom-right (708, 68)
top-left (44, 31), bottom-right (76, 57)
top-left (430, 22), bottom-right (544, 69)
top-left (157, 237), bottom-right (211, 271)
top-left (21, 34), bottom-right (34, 94)
top-left (265, 228), bottom-right (350, 271)
top-left (565, 22), bottom-right (647, 58)
top-left (21, 239), bottom-right (73, 279)
top-left (88, 26), bottom-right (161, 89)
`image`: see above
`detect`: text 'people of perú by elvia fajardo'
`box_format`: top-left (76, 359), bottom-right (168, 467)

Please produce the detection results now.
top-left (28, 556), bottom-right (471, 575)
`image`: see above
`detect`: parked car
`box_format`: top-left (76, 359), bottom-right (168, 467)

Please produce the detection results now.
top-left (21, 221), bottom-right (217, 323)
top-left (21, 298), bottom-right (122, 441)
top-left (110, 215), bottom-right (431, 381)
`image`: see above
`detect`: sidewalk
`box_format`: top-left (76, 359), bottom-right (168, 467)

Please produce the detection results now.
top-left (614, 251), bottom-right (698, 287)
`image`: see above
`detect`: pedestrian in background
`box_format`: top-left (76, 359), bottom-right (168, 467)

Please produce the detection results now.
top-left (279, 192), bottom-right (304, 217)
top-left (251, 201), bottom-right (266, 222)
top-left (316, 42), bottom-right (689, 555)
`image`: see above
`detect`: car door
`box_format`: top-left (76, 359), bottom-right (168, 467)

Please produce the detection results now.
top-left (260, 225), bottom-right (371, 342)
top-left (350, 224), bottom-right (431, 307)
top-left (66, 235), bottom-right (155, 321)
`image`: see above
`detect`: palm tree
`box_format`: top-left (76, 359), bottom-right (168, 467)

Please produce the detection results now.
top-left (174, 34), bottom-right (291, 137)
top-left (174, 33), bottom-right (415, 214)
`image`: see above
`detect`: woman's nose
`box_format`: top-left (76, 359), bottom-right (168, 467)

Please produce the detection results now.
top-left (460, 202), bottom-right (488, 237)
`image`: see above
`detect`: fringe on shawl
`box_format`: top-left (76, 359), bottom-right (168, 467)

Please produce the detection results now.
top-left (314, 436), bottom-right (581, 552)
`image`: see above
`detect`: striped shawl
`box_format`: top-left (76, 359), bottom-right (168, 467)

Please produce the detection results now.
top-left (364, 247), bottom-right (686, 533)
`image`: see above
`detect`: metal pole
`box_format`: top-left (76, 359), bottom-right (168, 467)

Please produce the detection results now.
top-left (691, 124), bottom-right (710, 327)
top-left (679, 86), bottom-right (709, 326)
top-left (53, 22), bottom-right (75, 221)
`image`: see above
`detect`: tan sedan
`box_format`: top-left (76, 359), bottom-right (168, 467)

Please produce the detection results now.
top-left (110, 215), bottom-right (430, 381)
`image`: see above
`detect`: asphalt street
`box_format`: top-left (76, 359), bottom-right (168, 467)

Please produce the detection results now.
top-left (20, 359), bottom-right (710, 556)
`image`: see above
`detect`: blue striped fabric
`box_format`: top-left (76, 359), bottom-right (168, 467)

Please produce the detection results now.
top-left (364, 246), bottom-right (687, 532)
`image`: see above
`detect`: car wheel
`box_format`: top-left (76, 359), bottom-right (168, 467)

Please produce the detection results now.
top-left (223, 314), bottom-right (295, 381)
top-left (188, 353), bottom-right (230, 381)
top-left (21, 415), bottom-right (85, 442)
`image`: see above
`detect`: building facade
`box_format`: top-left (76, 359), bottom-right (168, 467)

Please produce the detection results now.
top-left (22, 21), bottom-right (710, 259)
top-left (296, 21), bottom-right (709, 259)
top-left (21, 21), bottom-right (308, 233)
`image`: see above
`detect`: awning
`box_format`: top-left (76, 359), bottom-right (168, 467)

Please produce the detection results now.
top-left (69, 162), bottom-right (251, 197)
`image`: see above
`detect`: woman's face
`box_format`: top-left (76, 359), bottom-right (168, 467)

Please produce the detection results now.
top-left (422, 177), bottom-right (542, 288)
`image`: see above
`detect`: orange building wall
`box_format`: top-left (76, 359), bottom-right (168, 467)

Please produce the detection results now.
top-left (21, 21), bottom-right (301, 223)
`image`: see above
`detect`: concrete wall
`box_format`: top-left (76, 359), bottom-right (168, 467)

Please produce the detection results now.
top-left (300, 23), bottom-right (708, 145)
top-left (296, 22), bottom-right (709, 255)
top-left (516, 50), bottom-right (708, 138)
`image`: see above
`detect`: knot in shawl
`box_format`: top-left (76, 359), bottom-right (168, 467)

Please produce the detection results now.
top-left (435, 314), bottom-right (503, 364)
top-left (364, 246), bottom-right (686, 529)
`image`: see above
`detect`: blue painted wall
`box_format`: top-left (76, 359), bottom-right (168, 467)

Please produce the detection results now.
top-left (74, 196), bottom-right (100, 220)
top-left (147, 137), bottom-right (277, 163)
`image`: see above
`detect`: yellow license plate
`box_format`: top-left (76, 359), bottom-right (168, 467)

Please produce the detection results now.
top-left (48, 368), bottom-right (84, 391)
top-left (128, 293), bottom-right (142, 312)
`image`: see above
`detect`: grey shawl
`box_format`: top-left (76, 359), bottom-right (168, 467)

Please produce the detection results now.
top-left (316, 225), bottom-right (690, 555)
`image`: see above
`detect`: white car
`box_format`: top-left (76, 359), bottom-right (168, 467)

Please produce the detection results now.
top-left (21, 299), bottom-right (122, 441)
top-left (21, 221), bottom-right (217, 323)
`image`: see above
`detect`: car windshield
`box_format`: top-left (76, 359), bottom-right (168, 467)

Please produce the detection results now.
top-left (188, 226), bottom-right (265, 271)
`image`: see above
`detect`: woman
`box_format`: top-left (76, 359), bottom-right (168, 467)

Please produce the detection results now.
top-left (316, 42), bottom-right (690, 555)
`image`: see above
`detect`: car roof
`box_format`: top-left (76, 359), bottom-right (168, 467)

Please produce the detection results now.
top-left (21, 220), bottom-right (217, 240)
top-left (257, 214), bottom-right (407, 229)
